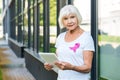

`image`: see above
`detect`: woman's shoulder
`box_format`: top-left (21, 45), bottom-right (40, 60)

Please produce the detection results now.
top-left (57, 32), bottom-right (66, 38)
top-left (56, 32), bottom-right (66, 43)
top-left (81, 31), bottom-right (93, 39)
top-left (83, 31), bottom-right (91, 36)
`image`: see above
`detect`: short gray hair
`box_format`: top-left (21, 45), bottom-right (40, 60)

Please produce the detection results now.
top-left (58, 5), bottom-right (82, 28)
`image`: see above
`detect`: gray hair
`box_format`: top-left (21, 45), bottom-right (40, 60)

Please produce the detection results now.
top-left (58, 5), bottom-right (82, 28)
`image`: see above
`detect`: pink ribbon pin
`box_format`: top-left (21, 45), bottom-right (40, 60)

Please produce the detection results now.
top-left (69, 43), bottom-right (80, 52)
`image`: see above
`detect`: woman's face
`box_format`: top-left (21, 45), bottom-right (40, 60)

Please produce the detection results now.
top-left (62, 14), bottom-right (78, 31)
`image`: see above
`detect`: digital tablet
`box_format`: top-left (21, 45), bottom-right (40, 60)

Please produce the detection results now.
top-left (39, 53), bottom-right (58, 65)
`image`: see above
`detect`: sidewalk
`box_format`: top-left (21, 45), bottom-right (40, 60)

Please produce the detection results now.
top-left (0, 39), bottom-right (36, 80)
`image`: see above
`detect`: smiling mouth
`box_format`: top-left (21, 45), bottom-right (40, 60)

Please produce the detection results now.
top-left (68, 24), bottom-right (74, 27)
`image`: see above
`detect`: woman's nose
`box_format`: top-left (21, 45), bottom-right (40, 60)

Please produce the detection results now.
top-left (68, 19), bottom-right (72, 23)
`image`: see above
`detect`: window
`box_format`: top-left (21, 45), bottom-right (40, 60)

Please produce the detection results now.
top-left (98, 0), bottom-right (120, 80)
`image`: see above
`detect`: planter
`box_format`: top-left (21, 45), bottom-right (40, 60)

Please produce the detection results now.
top-left (8, 38), bottom-right (25, 57)
top-left (24, 49), bottom-right (58, 80)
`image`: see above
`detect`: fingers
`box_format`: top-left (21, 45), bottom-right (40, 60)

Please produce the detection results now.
top-left (54, 61), bottom-right (73, 70)
top-left (44, 63), bottom-right (53, 71)
top-left (54, 61), bottom-right (66, 70)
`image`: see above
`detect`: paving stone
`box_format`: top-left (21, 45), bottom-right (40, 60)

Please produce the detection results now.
top-left (0, 41), bottom-right (36, 80)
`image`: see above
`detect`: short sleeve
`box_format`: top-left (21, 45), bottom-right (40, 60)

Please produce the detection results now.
top-left (55, 33), bottom-right (62, 48)
top-left (83, 34), bottom-right (95, 52)
top-left (55, 32), bottom-right (66, 48)
top-left (55, 36), bottom-right (59, 48)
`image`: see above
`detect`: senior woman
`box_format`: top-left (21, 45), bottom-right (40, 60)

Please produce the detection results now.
top-left (44, 5), bottom-right (95, 80)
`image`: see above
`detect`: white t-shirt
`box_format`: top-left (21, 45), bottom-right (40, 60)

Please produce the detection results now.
top-left (55, 31), bottom-right (95, 80)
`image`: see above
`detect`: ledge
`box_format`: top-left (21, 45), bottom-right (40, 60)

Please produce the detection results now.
top-left (8, 38), bottom-right (25, 57)
top-left (24, 49), bottom-right (58, 80)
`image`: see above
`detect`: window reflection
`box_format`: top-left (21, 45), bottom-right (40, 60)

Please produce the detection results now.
top-left (98, 0), bottom-right (120, 80)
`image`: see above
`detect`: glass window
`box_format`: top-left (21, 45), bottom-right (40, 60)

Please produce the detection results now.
top-left (23, 0), bottom-right (28, 46)
top-left (73, 0), bottom-right (91, 32)
top-left (39, 0), bottom-right (57, 52)
top-left (49, 0), bottom-right (57, 53)
top-left (39, 1), bottom-right (43, 52)
top-left (98, 0), bottom-right (120, 80)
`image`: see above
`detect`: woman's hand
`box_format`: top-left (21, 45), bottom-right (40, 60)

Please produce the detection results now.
top-left (44, 62), bottom-right (53, 71)
top-left (54, 61), bottom-right (74, 70)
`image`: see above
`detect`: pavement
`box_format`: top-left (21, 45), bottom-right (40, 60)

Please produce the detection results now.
top-left (0, 39), bottom-right (36, 80)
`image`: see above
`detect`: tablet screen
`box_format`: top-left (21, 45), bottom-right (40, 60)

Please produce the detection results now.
top-left (39, 53), bottom-right (58, 65)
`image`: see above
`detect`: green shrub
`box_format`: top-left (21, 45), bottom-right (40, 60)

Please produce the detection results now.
top-left (99, 77), bottom-right (108, 80)
top-left (98, 35), bottom-right (120, 43)
top-left (0, 69), bottom-right (2, 80)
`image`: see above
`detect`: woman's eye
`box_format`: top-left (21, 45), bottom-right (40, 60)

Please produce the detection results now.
top-left (71, 16), bottom-right (75, 18)
top-left (63, 17), bottom-right (68, 20)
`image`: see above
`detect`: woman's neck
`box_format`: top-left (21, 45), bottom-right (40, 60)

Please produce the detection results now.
top-left (68, 26), bottom-right (83, 34)
top-left (65, 27), bottom-right (84, 42)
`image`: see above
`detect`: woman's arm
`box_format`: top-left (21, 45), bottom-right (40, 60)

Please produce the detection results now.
top-left (55, 50), bottom-right (93, 73)
top-left (72, 51), bottom-right (93, 73)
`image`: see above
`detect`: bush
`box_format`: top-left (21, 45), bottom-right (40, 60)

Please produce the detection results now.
top-left (0, 69), bottom-right (2, 80)
top-left (98, 35), bottom-right (120, 43)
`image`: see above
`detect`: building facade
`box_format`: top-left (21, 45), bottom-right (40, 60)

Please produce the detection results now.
top-left (2, 0), bottom-right (120, 80)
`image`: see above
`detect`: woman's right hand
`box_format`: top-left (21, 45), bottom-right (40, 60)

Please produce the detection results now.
top-left (44, 62), bottom-right (53, 71)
